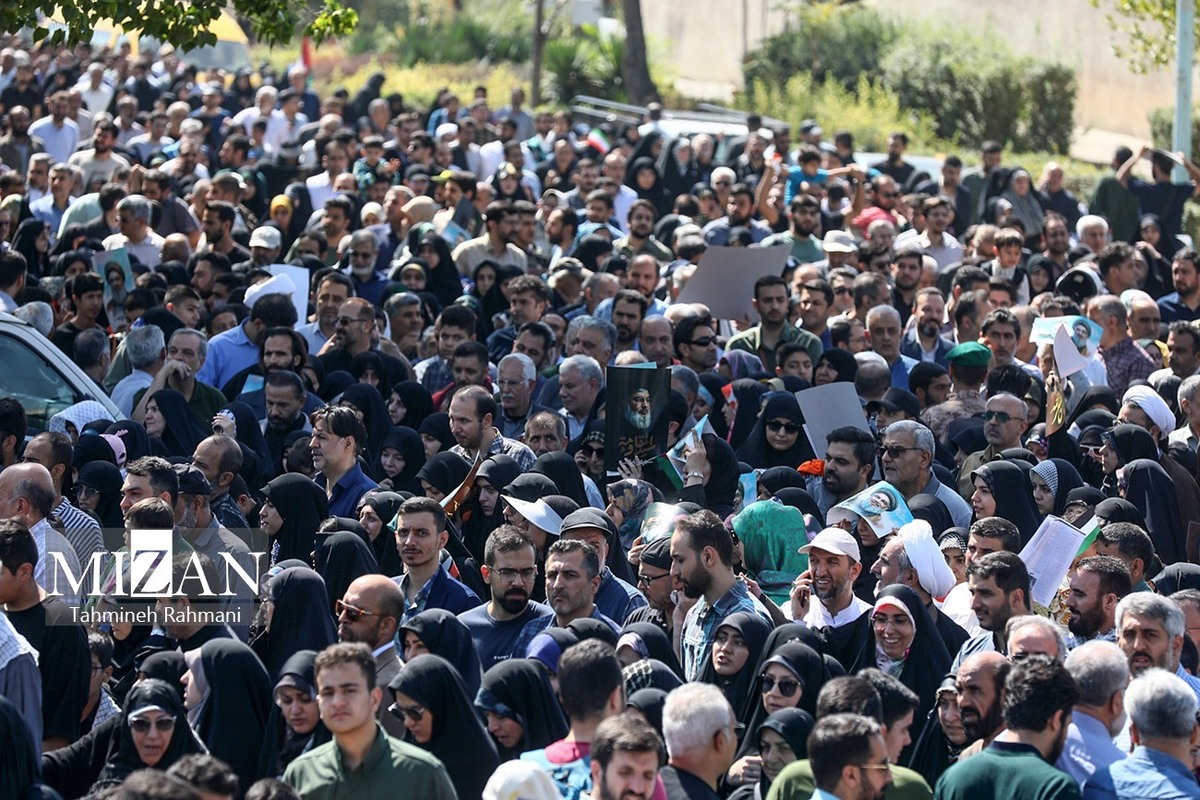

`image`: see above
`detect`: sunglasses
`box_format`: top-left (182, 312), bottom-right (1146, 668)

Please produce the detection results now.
top-left (1081, 444), bottom-right (1103, 456)
top-left (834, 286), bottom-right (853, 295)
top-left (335, 599), bottom-right (378, 622)
top-left (766, 420), bottom-right (801, 435)
top-left (981, 410), bottom-right (1022, 424)
top-left (389, 703), bottom-right (425, 722)
top-left (581, 445), bottom-right (604, 457)
top-left (760, 675), bottom-right (801, 697)
top-left (880, 445), bottom-right (918, 459)
top-left (129, 716), bottom-right (176, 734)
top-left (689, 336), bottom-right (717, 347)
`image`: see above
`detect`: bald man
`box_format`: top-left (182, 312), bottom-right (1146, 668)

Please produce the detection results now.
top-left (336, 574), bottom-right (405, 736)
top-left (0, 462), bottom-right (82, 601)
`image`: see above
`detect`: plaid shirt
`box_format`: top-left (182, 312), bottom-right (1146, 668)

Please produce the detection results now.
top-left (1099, 336), bottom-right (1155, 397)
top-left (680, 581), bottom-right (769, 681)
top-left (414, 356), bottom-right (454, 393)
top-left (449, 431), bottom-right (537, 472)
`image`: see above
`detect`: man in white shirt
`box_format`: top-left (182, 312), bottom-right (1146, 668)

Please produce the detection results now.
top-left (305, 141), bottom-right (348, 210)
top-left (792, 528), bottom-right (873, 668)
top-left (101, 195), bottom-right (164, 268)
top-left (77, 63), bottom-right (114, 115)
top-left (28, 91), bottom-right (79, 164)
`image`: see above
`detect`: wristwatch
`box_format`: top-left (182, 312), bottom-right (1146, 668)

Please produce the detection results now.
top-left (686, 470), bottom-right (704, 480)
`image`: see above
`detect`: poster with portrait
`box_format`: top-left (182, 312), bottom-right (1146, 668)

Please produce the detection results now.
top-left (605, 364), bottom-right (670, 474)
top-left (826, 481), bottom-right (913, 541)
top-left (93, 247), bottom-right (133, 308)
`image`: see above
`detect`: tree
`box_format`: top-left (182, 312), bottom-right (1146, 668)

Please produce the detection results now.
top-left (5, 0), bottom-right (357, 51)
top-left (1089, 0), bottom-right (1200, 73)
top-left (620, 0), bottom-right (659, 104)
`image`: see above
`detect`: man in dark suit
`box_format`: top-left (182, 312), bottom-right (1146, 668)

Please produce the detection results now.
top-left (900, 287), bottom-right (955, 368)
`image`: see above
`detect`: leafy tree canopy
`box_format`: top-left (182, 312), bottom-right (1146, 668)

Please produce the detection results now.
top-left (4, 0), bottom-right (357, 51)
top-left (1090, 0), bottom-right (1200, 73)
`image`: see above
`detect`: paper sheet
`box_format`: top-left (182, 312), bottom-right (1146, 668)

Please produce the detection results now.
top-left (795, 383), bottom-right (872, 460)
top-left (674, 245), bottom-right (791, 322)
top-left (1053, 324), bottom-right (1087, 378)
top-left (1019, 515), bottom-right (1086, 608)
top-left (266, 263), bottom-right (311, 327)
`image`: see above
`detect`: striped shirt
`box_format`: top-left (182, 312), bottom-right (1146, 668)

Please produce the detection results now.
top-left (54, 497), bottom-right (103, 564)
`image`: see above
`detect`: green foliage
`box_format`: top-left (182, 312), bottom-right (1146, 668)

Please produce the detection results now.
top-left (1088, 0), bottom-right (1200, 74)
top-left (347, 12), bottom-right (530, 64)
top-left (9, 0), bottom-right (355, 49)
top-left (744, 4), bottom-right (1076, 155)
top-left (542, 26), bottom-right (632, 103)
top-left (1148, 104), bottom-right (1200, 164)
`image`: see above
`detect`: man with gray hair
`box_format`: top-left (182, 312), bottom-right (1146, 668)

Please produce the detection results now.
top-left (133, 327), bottom-right (226, 427)
top-left (866, 304), bottom-right (918, 391)
top-left (102, 194), bottom-right (164, 268)
top-left (558, 354), bottom-right (603, 441)
top-left (1170, 372), bottom-right (1200, 452)
top-left (879, 419), bottom-right (972, 528)
top-left (957, 392), bottom-right (1029, 498)
top-left (74, 327), bottom-right (110, 386)
top-left (1115, 592), bottom-right (1200, 702)
top-left (13, 301), bottom-right (53, 337)
top-left (495, 352), bottom-right (548, 439)
top-left (1082, 668), bottom-right (1199, 800)
top-left (660, 683), bottom-right (739, 798)
top-left (1088, 294), bottom-right (1156, 397)
top-left (1006, 615), bottom-right (1069, 662)
top-left (0, 462), bottom-right (82, 604)
top-left (111, 323), bottom-right (166, 417)
top-left (1058, 641), bottom-right (1130, 786)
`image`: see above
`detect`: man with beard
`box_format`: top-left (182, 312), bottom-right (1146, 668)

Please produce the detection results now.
top-left (0, 106), bottom-right (43, 175)
top-left (623, 536), bottom-right (677, 634)
top-left (1057, 641), bottom-right (1130, 787)
top-left (261, 371), bottom-right (312, 474)
top-left (701, 184), bottom-right (772, 245)
top-left (559, 509), bottom-right (647, 623)
top-left (1027, 212), bottom-right (1071, 289)
top-left (871, 521), bottom-right (969, 655)
top-left (319, 298), bottom-right (412, 388)
top-left (589, 713), bottom-right (665, 800)
top-left (763, 193), bottom-right (823, 264)
top-left (229, 329), bottom-right (323, 418)
top-left (1115, 593), bottom-right (1200, 701)
top-left (336, 574), bottom-right (406, 737)
top-left (889, 248), bottom-right (924, 328)
top-left (671, 510), bottom-right (769, 680)
top-left (344, 229), bottom-right (389, 306)
top-left (513, 540), bottom-right (620, 656)
top-left (495, 353), bottom-right (551, 439)
top-left (953, 651), bottom-right (1011, 757)
top-left (614, 200), bottom-right (673, 262)
top-left (791, 528), bottom-right (873, 670)
top-left (953, 552), bottom-right (1032, 669)
top-left (806, 427), bottom-right (875, 516)
top-left (394, 496), bottom-right (480, 619)
top-left (612, 290), bottom-right (648, 355)
top-left (625, 387), bottom-right (653, 431)
top-left (487, 275), bottom-right (549, 361)
top-left (913, 196), bottom-right (964, 271)
top-left (879, 420), bottom-right (972, 529)
top-left (901, 288), bottom-right (955, 368)
top-left (852, 175), bottom-right (902, 236)
top-left (729, 274), bottom-right (821, 372)
top-left (452, 200), bottom-right (528, 276)
top-left (935, 656), bottom-right (1079, 800)
top-left (1065, 556), bottom-right (1131, 645)
top-left (459, 526), bottom-right (551, 666)
top-left (449, 385), bottom-right (537, 470)
top-left (68, 120), bottom-right (130, 187)
top-left (639, 316), bottom-right (675, 369)
top-left (1082, 669), bottom-right (1200, 800)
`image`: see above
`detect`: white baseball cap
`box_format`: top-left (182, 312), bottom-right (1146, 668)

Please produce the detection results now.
top-left (798, 527), bottom-right (861, 563)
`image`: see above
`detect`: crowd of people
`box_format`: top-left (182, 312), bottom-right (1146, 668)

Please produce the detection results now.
top-left (4, 29), bottom-right (1200, 800)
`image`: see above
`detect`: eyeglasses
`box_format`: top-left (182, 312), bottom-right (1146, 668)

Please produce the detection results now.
top-left (834, 286), bottom-right (853, 295)
top-left (1080, 444), bottom-right (1103, 456)
top-left (637, 572), bottom-right (670, 586)
top-left (871, 615), bottom-right (913, 629)
top-left (335, 316), bottom-right (372, 327)
top-left (491, 567), bottom-right (537, 583)
top-left (982, 410), bottom-right (1023, 424)
top-left (713, 181), bottom-right (732, 187)
top-left (389, 703), bottom-right (425, 722)
top-left (496, 379), bottom-right (527, 389)
top-left (760, 675), bottom-right (801, 696)
top-left (581, 445), bottom-right (604, 457)
top-left (766, 420), bottom-right (801, 435)
top-left (689, 336), bottom-right (717, 347)
top-left (75, 485), bottom-right (98, 499)
top-left (856, 760), bottom-right (892, 773)
top-left (880, 445), bottom-right (919, 459)
top-left (129, 716), bottom-right (176, 734)
top-left (335, 599), bottom-right (379, 622)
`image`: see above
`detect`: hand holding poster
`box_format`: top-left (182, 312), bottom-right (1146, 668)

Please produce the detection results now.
top-left (605, 364), bottom-right (670, 474)
top-left (94, 247), bottom-right (133, 310)
top-left (1019, 515), bottom-right (1087, 608)
top-left (826, 482), bottom-right (913, 540)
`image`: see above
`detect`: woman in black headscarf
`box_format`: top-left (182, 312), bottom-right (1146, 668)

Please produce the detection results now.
top-left (254, 567), bottom-right (339, 680)
top-left (259, 473), bottom-right (330, 565)
top-left (388, 381), bottom-right (435, 429)
top-left (757, 466), bottom-right (808, 499)
top-left (388, 654), bottom-right (500, 800)
top-left (658, 136), bottom-right (703, 201)
top-left (616, 621), bottom-right (684, 676)
top-left (475, 658), bottom-right (569, 761)
top-left (1136, 213), bottom-right (1176, 293)
top-left (340, 383), bottom-right (391, 479)
top-left (88, 679), bottom-right (207, 793)
top-left (907, 675), bottom-right (966, 785)
top-left (1029, 458), bottom-right (1085, 518)
top-left (12, 218), bottom-right (50, 278)
top-left (738, 640), bottom-right (830, 763)
top-left (137, 652), bottom-right (189, 698)
top-left (732, 708), bottom-right (816, 800)
top-left (812, 349), bottom-right (857, 386)
top-left (256, 650), bottom-right (331, 780)
top-left (627, 688), bottom-right (669, 737)
top-left (142, 388), bottom-right (209, 458)
top-left (105, 420), bottom-right (151, 463)
top-left (698, 372), bottom-right (732, 439)
top-left (626, 156), bottom-right (672, 217)
top-left (0, 695), bottom-right (49, 800)
top-left (398, 609), bottom-right (484, 699)
top-left (908, 495), bottom-right (954, 537)
top-left (697, 611), bottom-right (773, 720)
top-left (532, 451), bottom-right (590, 508)
top-left (351, 351), bottom-right (393, 401)
top-left (320, 371), bottom-right (355, 403)
top-left (1152, 563), bottom-right (1200, 595)
top-left (969, 461), bottom-right (1042, 544)
top-left (408, 227), bottom-right (462, 311)
top-left (572, 235), bottom-right (614, 273)
top-left (315, 531), bottom-right (380, 614)
top-left (75, 460), bottom-right (124, 541)
top-left (728, 379), bottom-right (771, 450)
top-left (680, 432), bottom-right (741, 519)
top-left (773, 488), bottom-right (825, 528)
top-left (188, 640), bottom-right (273, 792)
top-left (851, 586), bottom-right (950, 758)
top-left (1094, 497), bottom-right (1143, 526)
top-left (1122, 458), bottom-right (1186, 566)
top-left (376, 427), bottom-right (426, 495)
top-left (416, 451), bottom-right (470, 503)
top-left (358, 491), bottom-right (405, 576)
top-left (418, 412), bottom-right (455, 459)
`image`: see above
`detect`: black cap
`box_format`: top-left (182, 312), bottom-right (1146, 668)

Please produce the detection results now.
top-left (866, 387), bottom-right (921, 420)
top-left (639, 536), bottom-right (672, 570)
top-left (174, 464), bottom-right (212, 496)
top-left (560, 507), bottom-right (616, 538)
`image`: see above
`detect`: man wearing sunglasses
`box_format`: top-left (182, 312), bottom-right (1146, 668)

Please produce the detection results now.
top-left (673, 315), bottom-right (719, 375)
top-left (336, 574), bottom-right (405, 736)
top-left (955, 393), bottom-right (1028, 500)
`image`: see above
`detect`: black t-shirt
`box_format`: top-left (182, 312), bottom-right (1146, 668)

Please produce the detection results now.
top-left (51, 321), bottom-right (101, 362)
top-left (457, 601), bottom-right (552, 667)
top-left (8, 597), bottom-right (91, 743)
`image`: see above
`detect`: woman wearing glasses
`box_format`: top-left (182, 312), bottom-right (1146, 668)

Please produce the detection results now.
top-left (737, 393), bottom-right (815, 470)
top-left (388, 654), bottom-right (500, 800)
top-left (89, 678), bottom-right (206, 793)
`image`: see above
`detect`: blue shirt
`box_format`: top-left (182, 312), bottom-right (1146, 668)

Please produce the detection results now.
top-left (1056, 710), bottom-right (1125, 787)
top-left (1082, 745), bottom-right (1200, 800)
top-left (1159, 292), bottom-right (1200, 324)
top-left (889, 353), bottom-right (919, 391)
top-left (512, 606), bottom-right (620, 658)
top-left (592, 570), bottom-right (648, 623)
top-left (316, 463), bottom-right (379, 518)
top-left (458, 600), bottom-right (552, 667)
top-left (680, 581), bottom-right (769, 681)
top-left (196, 322), bottom-right (259, 390)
